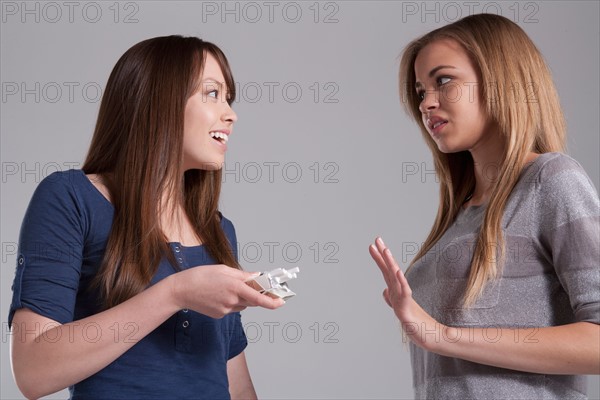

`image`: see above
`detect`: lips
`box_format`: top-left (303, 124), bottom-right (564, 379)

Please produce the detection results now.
top-left (209, 131), bottom-right (229, 144)
top-left (426, 116), bottom-right (448, 135)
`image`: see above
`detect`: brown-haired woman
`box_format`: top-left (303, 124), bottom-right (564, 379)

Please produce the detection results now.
top-left (370, 14), bottom-right (599, 399)
top-left (9, 35), bottom-right (283, 399)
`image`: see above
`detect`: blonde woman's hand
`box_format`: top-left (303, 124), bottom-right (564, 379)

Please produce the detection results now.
top-left (170, 264), bottom-right (284, 318)
top-left (369, 237), bottom-right (445, 352)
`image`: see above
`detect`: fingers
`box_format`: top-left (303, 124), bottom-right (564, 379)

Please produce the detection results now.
top-left (245, 279), bottom-right (263, 292)
top-left (371, 237), bottom-right (412, 299)
top-left (372, 237), bottom-right (398, 274)
top-left (382, 247), bottom-right (401, 275)
top-left (380, 249), bottom-right (404, 295)
top-left (369, 244), bottom-right (393, 288)
top-left (368, 243), bottom-right (385, 270)
top-left (227, 268), bottom-right (260, 281)
top-left (383, 289), bottom-right (392, 308)
top-left (369, 238), bottom-right (388, 273)
top-left (238, 283), bottom-right (285, 310)
top-left (396, 269), bottom-right (412, 297)
top-left (374, 236), bottom-right (387, 255)
top-left (237, 269), bottom-right (286, 308)
top-left (370, 237), bottom-right (402, 287)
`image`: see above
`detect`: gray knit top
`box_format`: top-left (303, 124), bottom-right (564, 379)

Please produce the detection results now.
top-left (406, 152), bottom-right (600, 399)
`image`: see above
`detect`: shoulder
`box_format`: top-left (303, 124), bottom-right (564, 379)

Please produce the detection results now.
top-left (28, 170), bottom-right (88, 212)
top-left (33, 169), bottom-right (84, 196)
top-left (32, 170), bottom-right (112, 210)
top-left (23, 169), bottom-right (113, 238)
top-left (20, 170), bottom-right (90, 236)
top-left (219, 212), bottom-right (236, 237)
top-left (527, 152), bottom-right (594, 186)
top-left (218, 213), bottom-right (238, 257)
top-left (84, 173), bottom-right (112, 203)
top-left (519, 152), bottom-right (597, 196)
top-left (525, 153), bottom-right (599, 222)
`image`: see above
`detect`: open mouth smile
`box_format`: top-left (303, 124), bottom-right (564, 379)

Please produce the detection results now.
top-left (209, 131), bottom-right (229, 144)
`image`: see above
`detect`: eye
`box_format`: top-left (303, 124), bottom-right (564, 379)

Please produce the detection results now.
top-left (416, 90), bottom-right (425, 101)
top-left (207, 90), bottom-right (218, 99)
top-left (436, 76), bottom-right (452, 86)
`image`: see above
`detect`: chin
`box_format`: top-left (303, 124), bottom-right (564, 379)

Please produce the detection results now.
top-left (435, 140), bottom-right (468, 154)
top-left (184, 160), bottom-right (224, 171)
top-left (200, 161), bottom-right (224, 171)
top-left (434, 142), bottom-right (454, 154)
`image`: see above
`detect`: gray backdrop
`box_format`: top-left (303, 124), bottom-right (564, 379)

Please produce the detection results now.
top-left (1, 1), bottom-right (599, 399)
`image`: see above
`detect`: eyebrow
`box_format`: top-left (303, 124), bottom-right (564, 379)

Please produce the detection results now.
top-left (201, 78), bottom-right (231, 97)
top-left (415, 65), bottom-right (457, 88)
top-left (428, 65), bottom-right (456, 77)
top-left (202, 78), bottom-right (224, 87)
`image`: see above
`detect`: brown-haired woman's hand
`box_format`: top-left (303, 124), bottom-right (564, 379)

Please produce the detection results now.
top-left (369, 237), bottom-right (445, 352)
top-left (169, 265), bottom-right (285, 319)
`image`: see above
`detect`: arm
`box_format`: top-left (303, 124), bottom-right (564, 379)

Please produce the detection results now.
top-left (11, 276), bottom-right (179, 400)
top-left (227, 352), bottom-right (257, 400)
top-left (11, 265), bottom-right (283, 399)
top-left (369, 237), bottom-right (600, 375)
top-left (442, 321), bottom-right (599, 374)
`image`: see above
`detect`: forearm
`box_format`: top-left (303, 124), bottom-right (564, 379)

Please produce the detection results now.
top-left (11, 275), bottom-right (180, 399)
top-left (371, 237), bottom-right (600, 375)
top-left (428, 321), bottom-right (600, 375)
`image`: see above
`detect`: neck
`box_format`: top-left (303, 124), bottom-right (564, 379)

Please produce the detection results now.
top-left (468, 129), bottom-right (506, 205)
top-left (159, 187), bottom-right (184, 239)
top-left (158, 183), bottom-right (203, 246)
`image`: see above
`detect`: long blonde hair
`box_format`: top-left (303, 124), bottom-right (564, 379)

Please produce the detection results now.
top-left (399, 14), bottom-right (566, 306)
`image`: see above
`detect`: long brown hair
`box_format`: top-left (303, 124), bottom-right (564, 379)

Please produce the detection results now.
top-left (399, 14), bottom-right (566, 306)
top-left (83, 36), bottom-right (240, 309)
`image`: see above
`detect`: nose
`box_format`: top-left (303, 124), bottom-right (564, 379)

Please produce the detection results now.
top-left (222, 102), bottom-right (238, 124)
top-left (418, 90), bottom-right (439, 113)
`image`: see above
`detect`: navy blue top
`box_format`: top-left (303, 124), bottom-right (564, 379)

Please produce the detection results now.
top-left (9, 170), bottom-right (247, 399)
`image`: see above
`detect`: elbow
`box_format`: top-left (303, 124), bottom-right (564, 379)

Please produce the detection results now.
top-left (12, 359), bottom-right (53, 400)
top-left (14, 374), bottom-right (43, 400)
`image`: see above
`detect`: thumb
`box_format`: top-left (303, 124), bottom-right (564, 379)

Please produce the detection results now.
top-left (239, 270), bottom-right (262, 282)
top-left (383, 288), bottom-right (393, 308)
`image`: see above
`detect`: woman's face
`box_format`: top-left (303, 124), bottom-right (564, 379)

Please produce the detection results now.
top-left (182, 52), bottom-right (237, 171)
top-left (414, 39), bottom-right (495, 154)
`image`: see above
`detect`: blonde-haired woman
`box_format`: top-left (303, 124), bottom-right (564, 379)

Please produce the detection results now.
top-left (370, 13), bottom-right (599, 399)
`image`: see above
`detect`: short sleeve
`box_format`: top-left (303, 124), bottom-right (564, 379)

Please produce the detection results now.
top-left (220, 216), bottom-right (248, 358)
top-left (221, 215), bottom-right (238, 262)
top-left (536, 155), bottom-right (600, 324)
top-left (9, 171), bottom-right (85, 326)
top-left (227, 312), bottom-right (248, 359)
